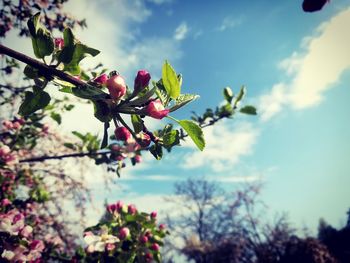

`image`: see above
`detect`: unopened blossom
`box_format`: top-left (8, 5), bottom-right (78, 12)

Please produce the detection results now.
top-left (1, 198), bottom-right (11, 207)
top-left (0, 145), bottom-right (10, 156)
top-left (119, 227), bottom-right (130, 240)
top-left (135, 155), bottom-right (142, 163)
top-left (107, 74), bottom-right (126, 100)
top-left (139, 235), bottom-right (148, 244)
top-left (150, 211), bottom-right (157, 219)
top-left (137, 132), bottom-right (151, 147)
top-left (54, 37), bottom-right (64, 49)
top-left (94, 74), bottom-right (108, 85)
top-left (145, 99), bottom-right (169, 119)
top-left (128, 204), bottom-right (137, 215)
top-left (114, 127), bottom-right (132, 141)
top-left (2, 120), bottom-right (13, 130)
top-left (12, 121), bottom-right (21, 130)
top-left (134, 70), bottom-right (151, 92)
top-left (150, 243), bottom-right (160, 251)
top-left (159, 224), bottom-right (166, 230)
top-left (145, 252), bottom-right (153, 262)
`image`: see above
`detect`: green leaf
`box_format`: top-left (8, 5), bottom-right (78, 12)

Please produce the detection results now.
top-left (240, 105), bottom-right (257, 115)
top-left (131, 114), bottom-right (143, 133)
top-left (169, 94), bottom-right (199, 112)
top-left (18, 90), bottom-right (51, 116)
top-left (63, 43), bottom-right (100, 75)
top-left (101, 122), bottom-right (109, 149)
top-left (149, 144), bottom-right (163, 160)
top-left (223, 87), bottom-right (234, 103)
top-left (178, 120), bottom-right (205, 151)
top-left (72, 85), bottom-right (109, 100)
top-left (64, 143), bottom-right (76, 150)
top-left (234, 86), bottom-right (246, 108)
top-left (27, 13), bottom-right (54, 58)
top-left (58, 28), bottom-right (75, 64)
top-left (93, 100), bottom-right (110, 122)
top-left (163, 130), bottom-right (180, 147)
top-left (23, 65), bottom-right (39, 79)
top-left (162, 60), bottom-right (180, 99)
top-left (50, 112), bottom-right (62, 124)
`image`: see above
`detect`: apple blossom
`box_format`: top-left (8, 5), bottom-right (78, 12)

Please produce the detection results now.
top-left (150, 243), bottom-right (160, 251)
top-left (54, 37), bottom-right (64, 49)
top-left (94, 73), bottom-right (108, 85)
top-left (145, 99), bottom-right (170, 119)
top-left (115, 127), bottom-right (132, 141)
top-left (119, 227), bottom-right (130, 239)
top-left (107, 74), bottom-right (126, 100)
top-left (134, 70), bottom-right (151, 92)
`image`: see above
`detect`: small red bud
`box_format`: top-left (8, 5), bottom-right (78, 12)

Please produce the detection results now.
top-left (114, 127), bottom-right (132, 141)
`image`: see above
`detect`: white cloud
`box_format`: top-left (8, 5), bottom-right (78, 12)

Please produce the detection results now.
top-left (259, 7), bottom-right (350, 121)
top-left (182, 121), bottom-right (259, 172)
top-left (217, 16), bottom-right (243, 32)
top-left (173, 22), bottom-right (189, 41)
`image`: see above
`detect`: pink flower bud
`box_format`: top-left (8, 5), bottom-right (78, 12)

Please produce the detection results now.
top-left (137, 133), bottom-right (151, 147)
top-left (145, 99), bottom-right (169, 119)
top-left (107, 204), bottom-right (116, 213)
top-left (12, 121), bottom-right (21, 130)
top-left (119, 227), bottom-right (130, 239)
top-left (116, 201), bottom-right (124, 212)
top-left (1, 198), bottom-right (11, 207)
top-left (139, 235), bottom-right (148, 244)
top-left (106, 243), bottom-right (115, 251)
top-left (145, 252), bottom-right (153, 261)
top-left (150, 211), bottom-right (157, 219)
top-left (159, 224), bottom-right (166, 230)
top-left (135, 155), bottom-right (142, 163)
top-left (2, 120), bottom-right (13, 130)
top-left (134, 70), bottom-right (151, 92)
top-left (150, 243), bottom-right (160, 251)
top-left (128, 204), bottom-right (137, 215)
top-left (94, 74), bottom-right (108, 85)
top-left (145, 230), bottom-right (152, 238)
top-left (114, 127), bottom-right (132, 141)
top-left (107, 75), bottom-right (126, 100)
top-left (30, 240), bottom-right (45, 252)
top-left (54, 38), bottom-right (64, 49)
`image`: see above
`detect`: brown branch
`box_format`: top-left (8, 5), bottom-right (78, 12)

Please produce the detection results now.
top-left (0, 44), bottom-right (86, 87)
top-left (19, 150), bottom-right (110, 163)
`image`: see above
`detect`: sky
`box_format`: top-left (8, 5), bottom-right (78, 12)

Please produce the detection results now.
top-left (4, 0), bottom-right (350, 233)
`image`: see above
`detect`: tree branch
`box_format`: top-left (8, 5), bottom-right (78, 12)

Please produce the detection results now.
top-left (0, 44), bottom-right (86, 87)
top-left (19, 151), bottom-right (110, 163)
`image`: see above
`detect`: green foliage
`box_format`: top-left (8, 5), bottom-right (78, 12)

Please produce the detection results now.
top-left (240, 105), bottom-right (257, 115)
top-left (27, 12), bottom-right (54, 58)
top-left (18, 89), bottom-right (51, 116)
top-left (178, 120), bottom-right (205, 151)
top-left (57, 28), bottom-right (75, 64)
top-left (162, 60), bottom-right (181, 99)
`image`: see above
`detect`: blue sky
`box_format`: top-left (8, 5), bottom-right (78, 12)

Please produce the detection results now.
top-left (6, 0), bottom-right (349, 232)
top-left (77, 0), bottom-right (350, 231)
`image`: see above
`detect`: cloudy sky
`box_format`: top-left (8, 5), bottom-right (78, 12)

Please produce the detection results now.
top-left (5, 0), bottom-right (350, 231)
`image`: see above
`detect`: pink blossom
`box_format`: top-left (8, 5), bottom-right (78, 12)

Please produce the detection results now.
top-left (119, 227), bottom-right (130, 239)
top-left (114, 127), bottom-right (132, 141)
top-left (145, 252), bottom-right (153, 262)
top-left (139, 235), bottom-right (148, 244)
top-left (1, 198), bottom-right (11, 207)
top-left (20, 225), bottom-right (33, 238)
top-left (137, 132), bottom-right (151, 147)
top-left (54, 37), bottom-right (64, 49)
top-left (128, 204), bottom-right (137, 215)
top-left (106, 243), bottom-right (115, 251)
top-left (0, 145), bottom-right (10, 156)
top-left (12, 121), bottom-right (21, 130)
top-left (135, 155), bottom-right (142, 163)
top-left (2, 120), bottom-right (13, 130)
top-left (150, 211), bottom-right (157, 219)
top-left (94, 74), bottom-right (108, 85)
top-left (134, 70), bottom-right (151, 92)
top-left (145, 99), bottom-right (169, 119)
top-left (150, 243), bottom-right (160, 251)
top-left (107, 74), bottom-right (126, 100)
top-left (159, 224), bottom-right (166, 230)
top-left (0, 209), bottom-right (25, 235)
